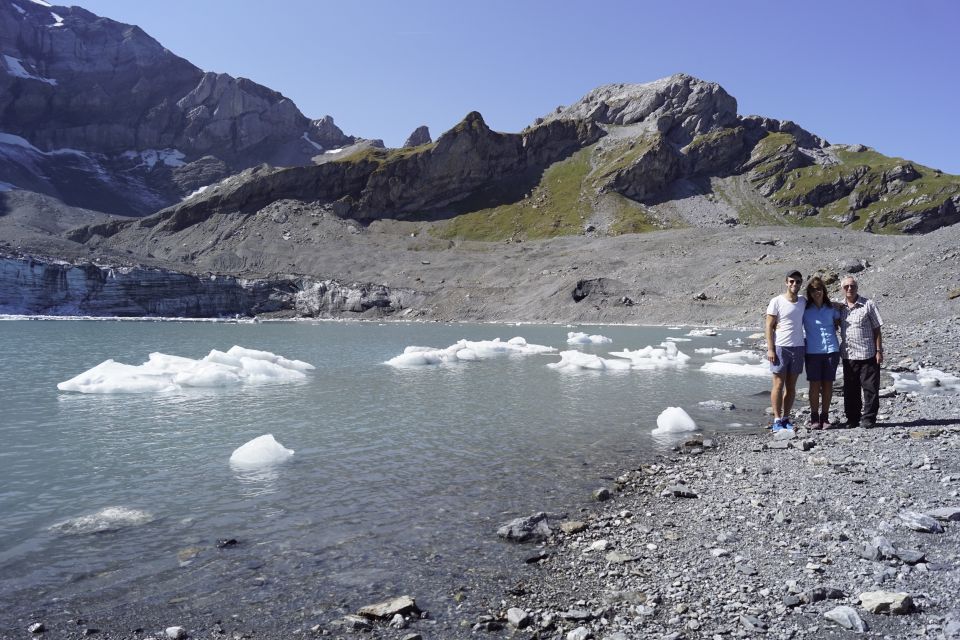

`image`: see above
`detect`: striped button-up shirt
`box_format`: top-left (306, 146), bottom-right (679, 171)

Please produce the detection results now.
top-left (840, 296), bottom-right (883, 360)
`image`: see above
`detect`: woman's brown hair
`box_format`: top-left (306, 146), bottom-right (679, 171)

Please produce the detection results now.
top-left (806, 275), bottom-right (829, 307)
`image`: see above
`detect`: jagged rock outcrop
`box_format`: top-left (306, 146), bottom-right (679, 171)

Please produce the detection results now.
top-left (403, 126), bottom-right (432, 147)
top-left (0, 1), bottom-right (356, 214)
top-left (541, 74), bottom-right (739, 145)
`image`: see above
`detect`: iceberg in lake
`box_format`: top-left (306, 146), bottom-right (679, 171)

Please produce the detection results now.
top-left (700, 350), bottom-right (768, 377)
top-left (607, 341), bottom-right (691, 369)
top-left (57, 345), bottom-right (314, 393)
top-left (385, 337), bottom-right (556, 368)
top-left (229, 434), bottom-right (294, 468)
top-left (547, 350), bottom-right (633, 371)
top-left (686, 328), bottom-right (719, 337)
top-left (50, 506), bottom-right (154, 535)
top-left (652, 407), bottom-right (697, 434)
top-left (891, 367), bottom-right (960, 395)
top-left (566, 331), bottom-right (613, 345)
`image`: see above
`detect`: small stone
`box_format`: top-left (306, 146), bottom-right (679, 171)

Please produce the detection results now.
top-left (802, 586), bottom-right (846, 603)
top-left (216, 538), bottom-right (238, 548)
top-left (589, 539), bottom-right (610, 552)
top-left (899, 510), bottom-right (945, 533)
top-left (506, 608), bottom-right (531, 629)
top-left (28, 623), bottom-right (44, 634)
top-left (358, 595), bottom-right (419, 619)
top-left (859, 590), bottom-right (915, 614)
top-left (389, 614), bottom-right (406, 629)
top-left (561, 609), bottom-right (593, 622)
top-left (773, 429), bottom-right (797, 441)
top-left (567, 627), bottom-right (592, 640)
top-left (824, 606), bottom-right (868, 632)
top-left (341, 615), bottom-right (372, 631)
top-left (927, 506), bottom-right (960, 521)
top-left (783, 595), bottom-right (801, 607)
top-left (400, 634), bottom-right (422, 640)
top-left (737, 564), bottom-right (758, 576)
top-left (593, 487), bottom-right (612, 502)
top-left (165, 627), bottom-right (187, 640)
top-left (605, 551), bottom-right (638, 564)
top-left (790, 439), bottom-right (816, 451)
top-left (766, 440), bottom-right (790, 450)
top-left (739, 615), bottom-right (768, 631)
top-left (560, 520), bottom-right (587, 534)
top-left (662, 485), bottom-right (698, 498)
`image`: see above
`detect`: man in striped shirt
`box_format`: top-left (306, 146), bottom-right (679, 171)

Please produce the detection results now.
top-left (839, 275), bottom-right (884, 428)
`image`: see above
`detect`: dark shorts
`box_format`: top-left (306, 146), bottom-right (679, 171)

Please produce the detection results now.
top-left (770, 345), bottom-right (805, 376)
top-left (805, 352), bottom-right (840, 382)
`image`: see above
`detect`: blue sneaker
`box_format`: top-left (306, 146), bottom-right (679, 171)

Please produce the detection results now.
top-left (771, 418), bottom-right (784, 432)
top-left (783, 416), bottom-right (795, 431)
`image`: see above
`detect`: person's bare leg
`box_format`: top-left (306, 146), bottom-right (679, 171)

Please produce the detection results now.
top-left (783, 373), bottom-right (800, 421)
top-left (808, 380), bottom-right (820, 423)
top-left (771, 374), bottom-right (785, 421)
top-left (821, 381), bottom-right (834, 421)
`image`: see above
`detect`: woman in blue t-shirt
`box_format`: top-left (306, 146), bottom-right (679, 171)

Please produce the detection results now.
top-left (803, 276), bottom-right (841, 429)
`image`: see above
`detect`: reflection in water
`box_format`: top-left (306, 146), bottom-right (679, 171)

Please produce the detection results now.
top-left (230, 464), bottom-right (281, 497)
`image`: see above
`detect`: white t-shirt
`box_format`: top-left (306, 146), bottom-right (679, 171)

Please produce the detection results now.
top-left (766, 295), bottom-right (806, 347)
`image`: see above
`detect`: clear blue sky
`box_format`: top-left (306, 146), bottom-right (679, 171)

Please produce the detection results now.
top-left (75, 0), bottom-right (959, 174)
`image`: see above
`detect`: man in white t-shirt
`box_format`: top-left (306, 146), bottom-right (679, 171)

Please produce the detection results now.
top-left (764, 269), bottom-right (807, 431)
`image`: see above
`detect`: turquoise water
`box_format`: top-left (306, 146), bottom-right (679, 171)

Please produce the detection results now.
top-left (0, 320), bottom-right (767, 633)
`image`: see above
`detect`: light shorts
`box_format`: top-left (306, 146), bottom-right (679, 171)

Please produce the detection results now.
top-left (805, 352), bottom-right (840, 382)
top-left (770, 345), bottom-right (805, 376)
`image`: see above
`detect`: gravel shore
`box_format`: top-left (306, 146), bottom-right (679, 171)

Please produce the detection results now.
top-left (479, 322), bottom-right (960, 640)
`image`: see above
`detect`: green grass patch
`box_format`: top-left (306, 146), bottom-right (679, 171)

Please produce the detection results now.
top-left (606, 194), bottom-right (661, 235)
top-left (432, 148), bottom-right (593, 241)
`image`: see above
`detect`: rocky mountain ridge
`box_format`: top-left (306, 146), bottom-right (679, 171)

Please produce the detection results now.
top-left (0, 0), bottom-right (357, 214)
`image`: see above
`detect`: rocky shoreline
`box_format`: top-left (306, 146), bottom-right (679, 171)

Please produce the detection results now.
top-left (471, 322), bottom-right (960, 640)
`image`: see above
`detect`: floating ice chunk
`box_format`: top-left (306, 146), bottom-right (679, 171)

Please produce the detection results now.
top-left (566, 331), bottom-right (613, 345)
top-left (548, 350), bottom-right (632, 371)
top-left (700, 350), bottom-right (768, 377)
top-left (711, 350), bottom-right (763, 364)
top-left (891, 368), bottom-right (960, 395)
top-left (385, 337), bottom-right (556, 367)
top-left (701, 361), bottom-right (769, 377)
top-left (57, 346), bottom-right (313, 393)
top-left (695, 348), bottom-right (730, 354)
top-left (727, 338), bottom-right (744, 347)
top-left (608, 341), bottom-right (691, 369)
top-left (687, 328), bottom-right (719, 337)
top-left (664, 337), bottom-right (691, 342)
top-left (56, 359), bottom-right (178, 394)
top-left (653, 407), bottom-right (697, 434)
top-left (225, 345), bottom-right (315, 371)
top-left (230, 434), bottom-right (294, 468)
top-left (50, 506), bottom-right (154, 535)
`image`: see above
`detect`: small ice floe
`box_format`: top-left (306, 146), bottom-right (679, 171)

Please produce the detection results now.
top-left (727, 338), bottom-right (744, 347)
top-left (57, 345), bottom-right (314, 393)
top-left (664, 337), bottom-right (692, 342)
top-left (566, 331), bottom-right (613, 345)
top-left (608, 342), bottom-right (691, 369)
top-left (385, 337), bottom-right (555, 368)
top-left (652, 407), bottom-right (697, 434)
top-left (891, 368), bottom-right (960, 395)
top-left (701, 350), bottom-right (768, 377)
top-left (50, 506), bottom-right (154, 535)
top-left (229, 434), bottom-right (294, 468)
top-left (547, 350), bottom-right (632, 371)
top-left (686, 328), bottom-right (719, 337)
top-left (695, 348), bottom-right (730, 354)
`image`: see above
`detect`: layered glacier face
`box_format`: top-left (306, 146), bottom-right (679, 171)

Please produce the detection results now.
top-left (0, 256), bottom-right (418, 317)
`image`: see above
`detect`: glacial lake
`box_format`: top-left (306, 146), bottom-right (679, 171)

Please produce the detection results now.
top-left (0, 320), bottom-right (769, 634)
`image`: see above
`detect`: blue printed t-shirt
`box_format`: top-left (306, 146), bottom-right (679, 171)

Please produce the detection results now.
top-left (803, 303), bottom-right (840, 354)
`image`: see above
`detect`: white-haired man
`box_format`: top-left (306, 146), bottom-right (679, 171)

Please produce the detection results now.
top-left (838, 275), bottom-right (884, 428)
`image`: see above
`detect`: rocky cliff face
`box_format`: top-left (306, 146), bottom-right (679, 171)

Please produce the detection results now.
top-left (0, 1), bottom-right (355, 215)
